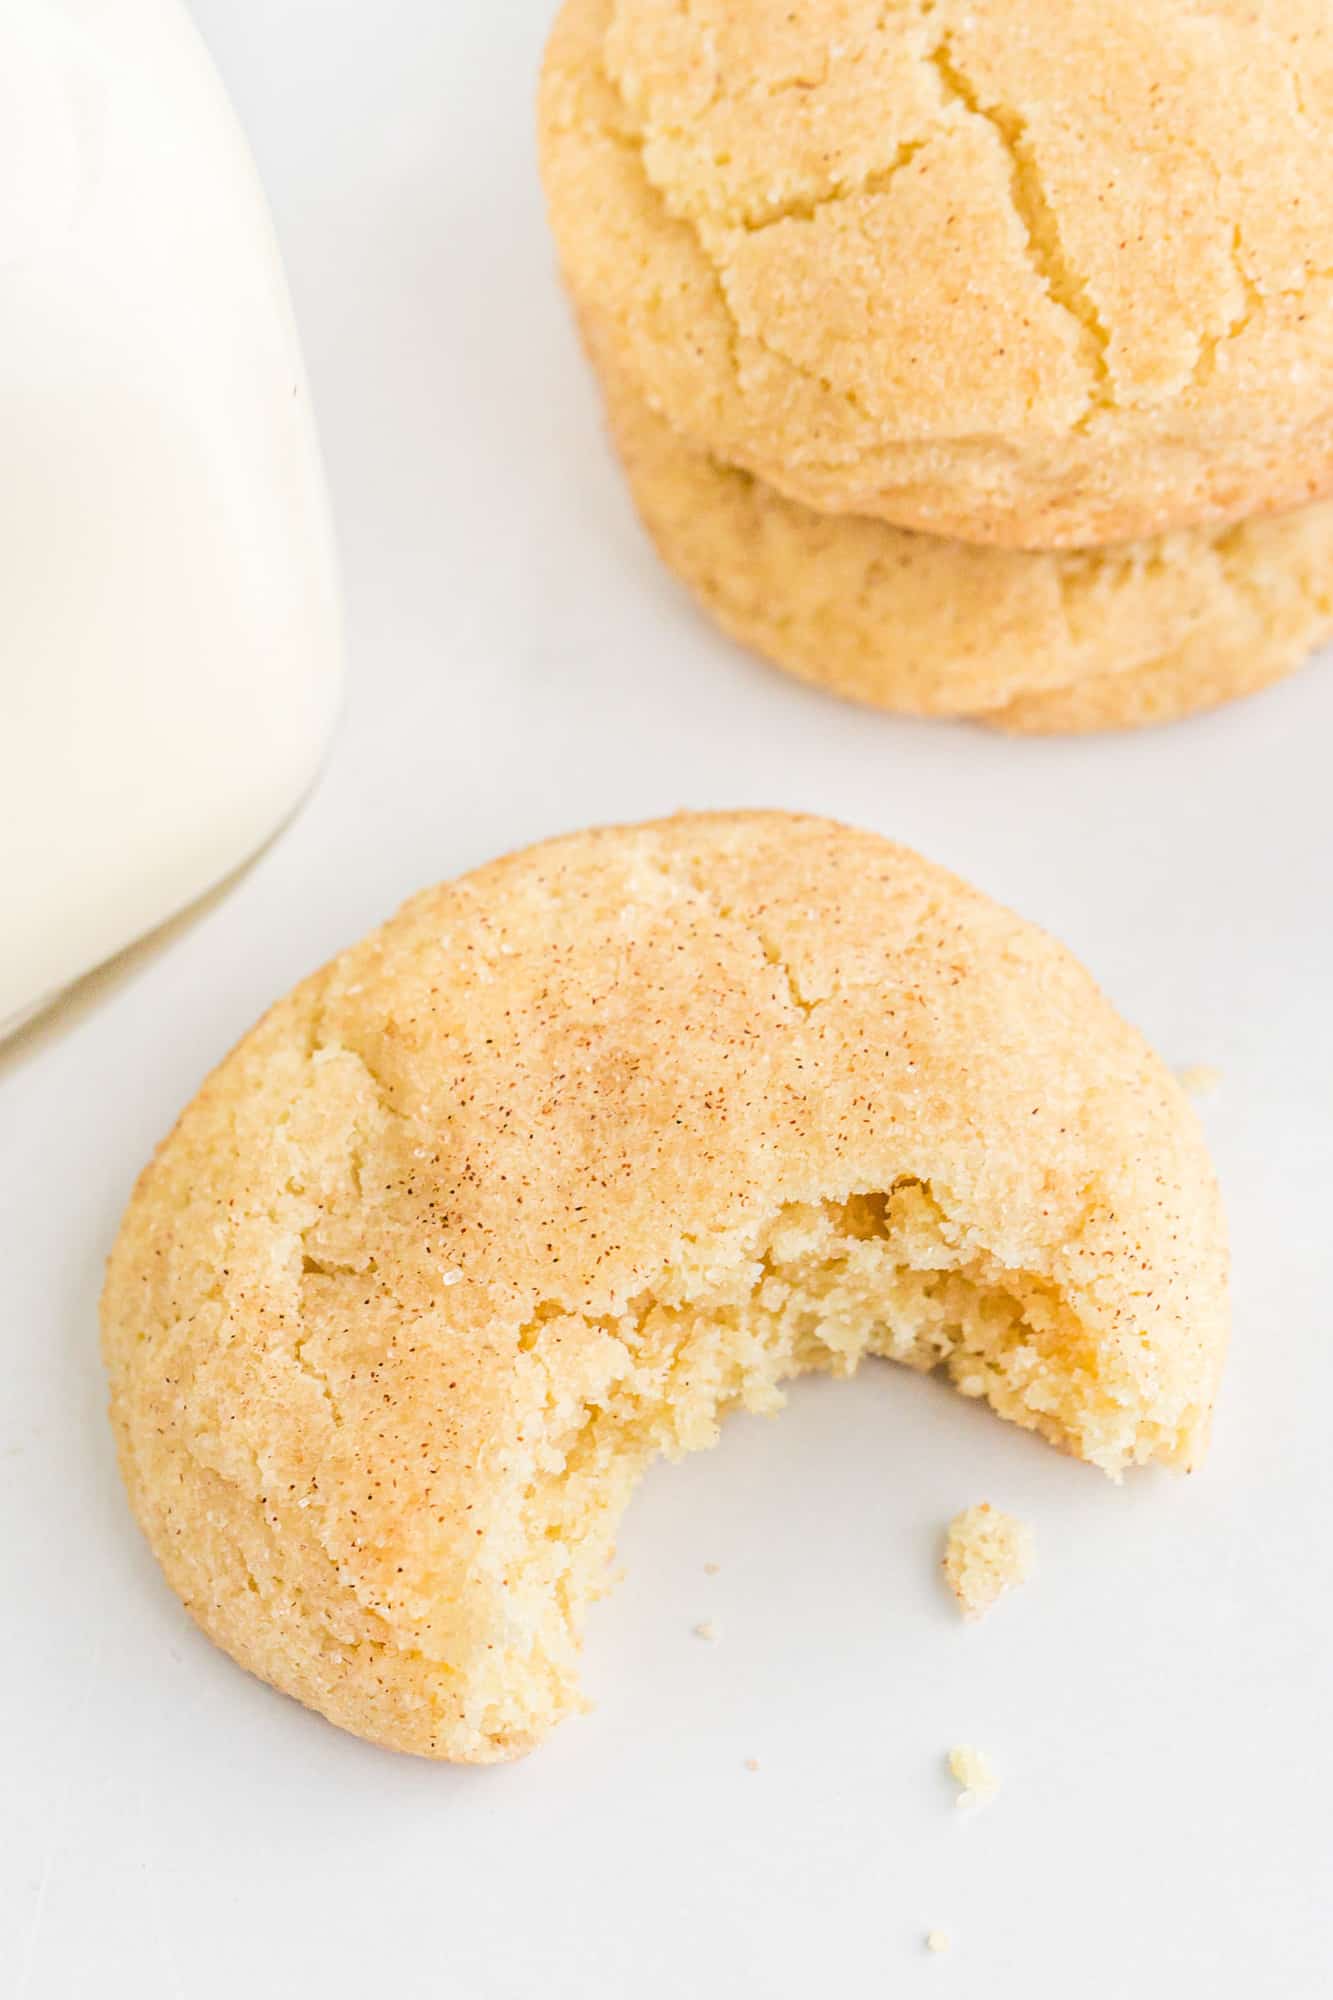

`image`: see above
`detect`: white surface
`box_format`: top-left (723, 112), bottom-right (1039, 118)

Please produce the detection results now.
top-left (0, 0), bottom-right (341, 1033)
top-left (3, 4), bottom-right (1332, 1995)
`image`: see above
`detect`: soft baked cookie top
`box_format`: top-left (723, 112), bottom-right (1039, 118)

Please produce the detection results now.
top-left (540, 0), bottom-right (1333, 545)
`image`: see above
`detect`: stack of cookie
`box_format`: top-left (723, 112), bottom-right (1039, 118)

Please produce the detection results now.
top-left (539, 0), bottom-right (1333, 732)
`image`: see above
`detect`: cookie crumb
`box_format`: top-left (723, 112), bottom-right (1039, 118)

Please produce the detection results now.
top-left (925, 1930), bottom-right (950, 1955)
top-left (703, 1561), bottom-right (720, 1576)
top-left (693, 1620), bottom-right (718, 1641)
top-left (1177, 1064), bottom-right (1222, 1099)
top-left (744, 1757), bottom-right (760, 1771)
top-left (948, 1743), bottom-right (999, 1808)
top-left (943, 1504), bottom-right (1034, 1619)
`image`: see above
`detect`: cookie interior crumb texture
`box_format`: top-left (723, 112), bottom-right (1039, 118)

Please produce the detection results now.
top-left (944, 1504), bottom-right (1036, 1620)
top-left (948, 1743), bottom-right (1000, 1808)
top-left (102, 814), bottom-right (1227, 1761)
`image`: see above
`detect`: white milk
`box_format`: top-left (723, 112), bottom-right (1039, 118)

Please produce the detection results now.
top-left (0, 0), bottom-right (343, 1037)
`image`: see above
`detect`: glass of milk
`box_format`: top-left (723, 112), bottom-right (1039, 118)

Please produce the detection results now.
top-left (0, 0), bottom-right (343, 1038)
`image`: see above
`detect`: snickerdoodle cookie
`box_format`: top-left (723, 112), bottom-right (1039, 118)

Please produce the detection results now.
top-left (540, 0), bottom-right (1333, 548)
top-left (103, 815), bottom-right (1228, 1761)
top-left (596, 356), bottom-right (1333, 728)
top-left (986, 618), bottom-right (1321, 733)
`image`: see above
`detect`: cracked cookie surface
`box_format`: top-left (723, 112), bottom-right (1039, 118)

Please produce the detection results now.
top-left (540, 0), bottom-right (1333, 546)
top-left (103, 815), bottom-right (1227, 1760)
top-left (593, 346), bottom-right (1333, 728)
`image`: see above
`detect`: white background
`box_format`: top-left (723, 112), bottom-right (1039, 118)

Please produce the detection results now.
top-left (5, 3), bottom-right (1333, 1994)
